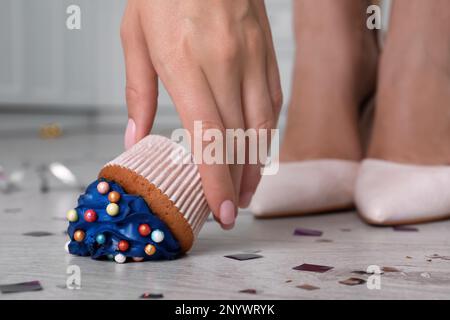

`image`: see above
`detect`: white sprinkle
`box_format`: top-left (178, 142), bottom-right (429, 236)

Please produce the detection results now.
top-left (114, 253), bottom-right (126, 264)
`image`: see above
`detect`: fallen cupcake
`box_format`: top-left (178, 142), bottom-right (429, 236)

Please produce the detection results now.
top-left (65, 135), bottom-right (210, 263)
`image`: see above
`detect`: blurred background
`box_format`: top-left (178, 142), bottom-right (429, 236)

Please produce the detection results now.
top-left (0, 0), bottom-right (390, 192)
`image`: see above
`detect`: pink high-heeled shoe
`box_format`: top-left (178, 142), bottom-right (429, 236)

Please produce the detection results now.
top-left (250, 160), bottom-right (359, 218)
top-left (355, 159), bottom-right (450, 225)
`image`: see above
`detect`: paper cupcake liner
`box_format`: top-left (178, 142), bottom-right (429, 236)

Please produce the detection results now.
top-left (99, 135), bottom-right (210, 252)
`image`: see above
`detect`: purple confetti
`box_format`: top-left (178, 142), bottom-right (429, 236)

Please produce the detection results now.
top-left (427, 254), bottom-right (450, 261)
top-left (140, 293), bottom-right (164, 299)
top-left (293, 228), bottom-right (323, 237)
top-left (4, 208), bottom-right (22, 214)
top-left (352, 270), bottom-right (384, 275)
top-left (239, 289), bottom-right (257, 294)
top-left (293, 263), bottom-right (333, 273)
top-left (297, 284), bottom-right (320, 291)
top-left (23, 231), bottom-right (54, 237)
top-left (393, 226), bottom-right (419, 232)
top-left (382, 266), bottom-right (401, 273)
top-left (225, 253), bottom-right (263, 261)
top-left (315, 239), bottom-right (333, 243)
top-left (339, 278), bottom-right (366, 286)
top-left (0, 280), bottom-right (43, 294)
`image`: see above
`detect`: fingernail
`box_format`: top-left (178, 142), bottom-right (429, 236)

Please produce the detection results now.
top-left (220, 200), bottom-right (236, 226)
top-left (239, 192), bottom-right (253, 208)
top-left (124, 118), bottom-right (136, 150)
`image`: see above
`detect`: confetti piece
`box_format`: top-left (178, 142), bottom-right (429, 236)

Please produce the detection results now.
top-left (406, 256), bottom-right (412, 259)
top-left (0, 281), bottom-right (43, 294)
top-left (382, 267), bottom-right (401, 273)
top-left (285, 280), bottom-right (293, 283)
top-left (293, 228), bottom-right (323, 237)
top-left (140, 293), bottom-right (164, 299)
top-left (352, 270), bottom-right (384, 275)
top-left (315, 239), bottom-right (333, 243)
top-left (4, 208), bottom-right (22, 213)
top-left (339, 277), bottom-right (366, 286)
top-left (393, 226), bottom-right (419, 232)
top-left (293, 263), bottom-right (333, 273)
top-left (427, 254), bottom-right (450, 261)
top-left (297, 284), bottom-right (320, 291)
top-left (351, 270), bottom-right (368, 275)
top-left (224, 253), bottom-right (263, 261)
top-left (48, 162), bottom-right (79, 188)
top-left (421, 272), bottom-right (431, 279)
top-left (239, 289), bottom-right (257, 294)
top-left (22, 231), bottom-right (54, 237)
top-left (39, 123), bottom-right (62, 139)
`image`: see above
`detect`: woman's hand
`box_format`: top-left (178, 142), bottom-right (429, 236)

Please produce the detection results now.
top-left (121, 0), bottom-right (282, 229)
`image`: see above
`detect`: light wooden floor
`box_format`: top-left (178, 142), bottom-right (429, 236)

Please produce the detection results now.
top-left (1, 131), bottom-right (450, 299)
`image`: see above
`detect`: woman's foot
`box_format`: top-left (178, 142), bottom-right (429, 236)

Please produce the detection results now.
top-left (281, 0), bottom-right (378, 162)
top-left (251, 0), bottom-right (378, 217)
top-left (356, 0), bottom-right (450, 225)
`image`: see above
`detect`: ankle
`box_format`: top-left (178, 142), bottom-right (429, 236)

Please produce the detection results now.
top-left (370, 43), bottom-right (450, 166)
top-left (294, 29), bottom-right (378, 99)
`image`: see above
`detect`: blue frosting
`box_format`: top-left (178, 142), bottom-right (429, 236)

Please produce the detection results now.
top-left (67, 179), bottom-right (181, 261)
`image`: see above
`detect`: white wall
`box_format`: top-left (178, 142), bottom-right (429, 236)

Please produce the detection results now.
top-left (0, 0), bottom-right (124, 107)
top-left (0, 0), bottom-right (389, 130)
top-left (0, 0), bottom-right (293, 106)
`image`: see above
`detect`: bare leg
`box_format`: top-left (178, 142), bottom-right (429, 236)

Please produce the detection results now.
top-left (369, 0), bottom-right (450, 165)
top-left (281, 0), bottom-right (378, 161)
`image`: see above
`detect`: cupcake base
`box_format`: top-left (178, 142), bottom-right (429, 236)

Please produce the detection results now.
top-left (99, 165), bottom-right (194, 253)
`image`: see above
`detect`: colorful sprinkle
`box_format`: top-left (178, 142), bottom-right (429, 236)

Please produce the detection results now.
top-left (114, 253), bottom-right (126, 264)
top-left (132, 257), bottom-right (144, 262)
top-left (118, 240), bottom-right (129, 252)
top-left (96, 233), bottom-right (106, 245)
top-left (96, 181), bottom-right (110, 194)
top-left (66, 209), bottom-right (78, 222)
top-left (73, 230), bottom-right (85, 242)
top-left (138, 224), bottom-right (151, 237)
top-left (151, 229), bottom-right (164, 243)
top-left (108, 191), bottom-right (121, 203)
top-left (144, 244), bottom-right (156, 256)
top-left (84, 209), bottom-right (97, 222)
top-left (106, 203), bottom-right (119, 216)
top-left (64, 240), bottom-right (70, 253)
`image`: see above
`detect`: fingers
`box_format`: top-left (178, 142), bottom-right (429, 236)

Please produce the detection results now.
top-left (239, 80), bottom-right (274, 208)
top-left (201, 55), bottom-right (245, 214)
top-left (121, 2), bottom-right (158, 150)
top-left (252, 0), bottom-right (284, 119)
top-left (265, 42), bottom-right (283, 122)
top-left (159, 65), bottom-right (237, 229)
top-left (239, 22), bottom-right (276, 208)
